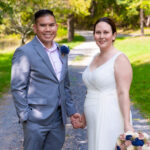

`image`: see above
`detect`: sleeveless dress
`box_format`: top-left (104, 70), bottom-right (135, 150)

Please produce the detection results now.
top-left (82, 52), bottom-right (132, 150)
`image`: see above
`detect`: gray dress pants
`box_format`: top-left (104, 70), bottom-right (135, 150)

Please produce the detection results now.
top-left (23, 106), bottom-right (65, 150)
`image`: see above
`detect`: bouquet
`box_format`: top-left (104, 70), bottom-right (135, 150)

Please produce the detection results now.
top-left (116, 131), bottom-right (150, 150)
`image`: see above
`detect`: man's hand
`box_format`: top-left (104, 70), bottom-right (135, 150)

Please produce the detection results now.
top-left (70, 113), bottom-right (82, 129)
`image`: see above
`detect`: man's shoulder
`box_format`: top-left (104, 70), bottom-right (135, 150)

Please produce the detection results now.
top-left (16, 38), bottom-right (35, 53)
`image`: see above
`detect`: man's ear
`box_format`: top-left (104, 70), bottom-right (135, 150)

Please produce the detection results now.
top-left (33, 24), bottom-right (37, 34)
top-left (56, 23), bottom-right (58, 30)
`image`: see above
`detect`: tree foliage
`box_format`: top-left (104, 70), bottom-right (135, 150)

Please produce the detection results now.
top-left (46, 0), bottom-right (91, 41)
top-left (0, 0), bottom-right (150, 43)
top-left (117, 0), bottom-right (150, 34)
top-left (0, 0), bottom-right (91, 43)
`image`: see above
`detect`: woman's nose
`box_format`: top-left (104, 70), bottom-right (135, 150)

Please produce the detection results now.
top-left (100, 33), bottom-right (104, 38)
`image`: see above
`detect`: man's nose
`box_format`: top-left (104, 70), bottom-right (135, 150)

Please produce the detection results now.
top-left (45, 25), bottom-right (51, 31)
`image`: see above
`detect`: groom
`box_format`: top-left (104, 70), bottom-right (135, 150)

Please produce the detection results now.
top-left (11, 9), bottom-right (81, 150)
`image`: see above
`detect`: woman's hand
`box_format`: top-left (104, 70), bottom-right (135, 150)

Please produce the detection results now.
top-left (80, 114), bottom-right (86, 128)
top-left (124, 123), bottom-right (134, 132)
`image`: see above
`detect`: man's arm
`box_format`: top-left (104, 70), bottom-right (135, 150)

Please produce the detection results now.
top-left (11, 49), bottom-right (31, 123)
top-left (64, 57), bottom-right (82, 128)
top-left (64, 68), bottom-right (77, 116)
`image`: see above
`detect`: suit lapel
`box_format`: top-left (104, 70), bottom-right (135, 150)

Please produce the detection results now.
top-left (32, 37), bottom-right (58, 81)
top-left (57, 45), bottom-right (66, 81)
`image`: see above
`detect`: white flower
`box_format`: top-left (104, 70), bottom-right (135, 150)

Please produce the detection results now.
top-left (142, 144), bottom-right (150, 150)
top-left (126, 145), bottom-right (135, 150)
top-left (125, 131), bottom-right (134, 136)
top-left (116, 139), bottom-right (121, 146)
top-left (133, 132), bottom-right (139, 138)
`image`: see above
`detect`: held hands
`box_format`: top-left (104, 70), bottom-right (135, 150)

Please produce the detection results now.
top-left (70, 113), bottom-right (86, 129)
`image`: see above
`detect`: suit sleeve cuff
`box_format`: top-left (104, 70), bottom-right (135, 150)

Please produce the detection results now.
top-left (19, 107), bottom-right (31, 123)
top-left (67, 107), bottom-right (77, 117)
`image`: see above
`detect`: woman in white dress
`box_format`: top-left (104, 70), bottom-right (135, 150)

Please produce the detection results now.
top-left (73, 17), bottom-right (134, 150)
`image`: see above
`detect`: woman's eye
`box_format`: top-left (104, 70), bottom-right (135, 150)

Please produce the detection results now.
top-left (104, 31), bottom-right (109, 34)
top-left (96, 31), bottom-right (101, 34)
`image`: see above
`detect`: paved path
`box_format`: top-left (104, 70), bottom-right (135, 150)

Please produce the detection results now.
top-left (0, 31), bottom-right (150, 150)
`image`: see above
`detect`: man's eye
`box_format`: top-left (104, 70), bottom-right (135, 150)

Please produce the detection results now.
top-left (49, 24), bottom-right (55, 27)
top-left (40, 24), bottom-right (45, 27)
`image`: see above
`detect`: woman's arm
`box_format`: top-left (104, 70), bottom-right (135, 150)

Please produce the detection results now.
top-left (114, 54), bottom-right (134, 132)
top-left (81, 113), bottom-right (86, 128)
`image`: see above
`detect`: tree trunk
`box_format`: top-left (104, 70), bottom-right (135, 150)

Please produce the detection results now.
top-left (146, 15), bottom-right (150, 27)
top-left (21, 34), bottom-right (26, 46)
top-left (140, 8), bottom-right (144, 36)
top-left (67, 14), bottom-right (74, 42)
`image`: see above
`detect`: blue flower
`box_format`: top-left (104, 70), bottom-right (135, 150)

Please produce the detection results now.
top-left (126, 135), bottom-right (132, 141)
top-left (116, 146), bottom-right (121, 150)
top-left (132, 138), bottom-right (144, 146)
top-left (60, 45), bottom-right (70, 55)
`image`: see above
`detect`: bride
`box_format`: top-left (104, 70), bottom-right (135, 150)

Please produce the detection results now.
top-left (72, 17), bottom-right (134, 150)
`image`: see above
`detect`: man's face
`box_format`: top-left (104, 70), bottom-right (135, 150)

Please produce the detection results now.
top-left (33, 15), bottom-right (58, 48)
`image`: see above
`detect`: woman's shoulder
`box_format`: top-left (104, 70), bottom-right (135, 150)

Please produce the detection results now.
top-left (115, 51), bottom-right (132, 69)
top-left (116, 51), bottom-right (130, 63)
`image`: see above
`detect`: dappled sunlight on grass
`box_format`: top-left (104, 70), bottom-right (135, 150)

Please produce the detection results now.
top-left (115, 36), bottom-right (150, 63)
top-left (0, 34), bottom-right (20, 53)
top-left (118, 27), bottom-right (150, 35)
top-left (131, 54), bottom-right (150, 65)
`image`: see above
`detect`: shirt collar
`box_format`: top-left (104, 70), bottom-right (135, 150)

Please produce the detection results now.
top-left (36, 36), bottom-right (57, 52)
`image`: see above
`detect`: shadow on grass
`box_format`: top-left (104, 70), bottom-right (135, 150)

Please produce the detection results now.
top-left (116, 36), bottom-right (128, 40)
top-left (58, 35), bottom-right (85, 44)
top-left (131, 62), bottom-right (150, 119)
top-left (116, 34), bottom-right (150, 41)
top-left (58, 35), bottom-right (85, 50)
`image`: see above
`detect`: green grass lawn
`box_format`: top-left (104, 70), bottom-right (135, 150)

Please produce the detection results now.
top-left (0, 52), bottom-right (13, 96)
top-left (115, 36), bottom-right (150, 119)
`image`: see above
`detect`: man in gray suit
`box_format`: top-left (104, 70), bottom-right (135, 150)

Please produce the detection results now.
top-left (11, 9), bottom-right (81, 150)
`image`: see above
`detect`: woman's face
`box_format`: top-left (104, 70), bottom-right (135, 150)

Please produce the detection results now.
top-left (94, 21), bottom-right (116, 50)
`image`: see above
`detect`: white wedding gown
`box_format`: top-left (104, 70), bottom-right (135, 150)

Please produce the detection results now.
top-left (83, 52), bottom-right (132, 150)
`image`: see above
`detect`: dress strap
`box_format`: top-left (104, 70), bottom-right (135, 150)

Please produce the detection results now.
top-left (88, 53), bottom-right (99, 66)
top-left (111, 51), bottom-right (123, 62)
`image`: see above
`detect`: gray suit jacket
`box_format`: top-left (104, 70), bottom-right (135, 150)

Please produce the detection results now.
top-left (11, 37), bottom-right (76, 125)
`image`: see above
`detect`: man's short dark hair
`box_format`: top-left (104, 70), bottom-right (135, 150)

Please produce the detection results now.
top-left (34, 9), bottom-right (55, 23)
